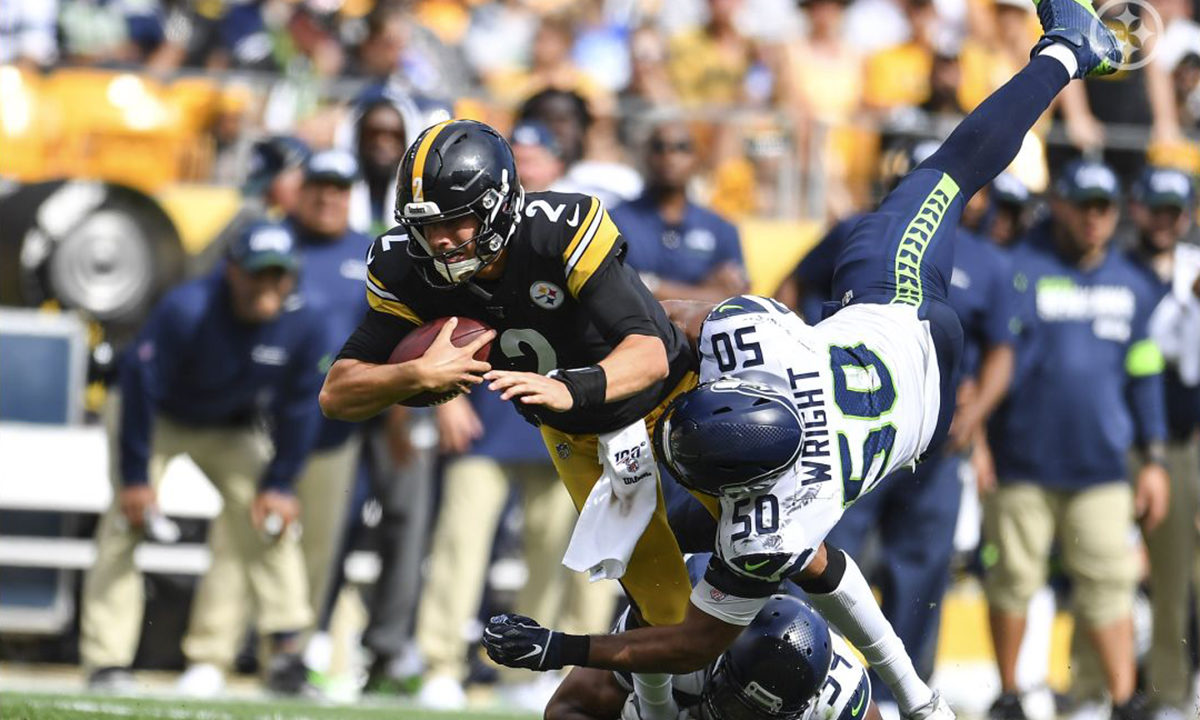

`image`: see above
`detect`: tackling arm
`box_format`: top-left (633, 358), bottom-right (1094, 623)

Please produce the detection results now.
top-left (484, 603), bottom-right (743, 676)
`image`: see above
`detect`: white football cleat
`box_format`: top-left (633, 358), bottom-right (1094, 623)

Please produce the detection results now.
top-left (175, 663), bottom-right (225, 698)
top-left (905, 691), bottom-right (956, 720)
top-left (416, 674), bottom-right (468, 711)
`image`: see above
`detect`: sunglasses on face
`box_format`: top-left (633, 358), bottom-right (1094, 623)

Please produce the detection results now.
top-left (650, 139), bottom-right (693, 154)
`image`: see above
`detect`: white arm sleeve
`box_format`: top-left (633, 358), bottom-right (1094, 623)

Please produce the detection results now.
top-left (689, 579), bottom-right (771, 627)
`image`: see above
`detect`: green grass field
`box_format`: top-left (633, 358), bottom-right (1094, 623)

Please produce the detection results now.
top-left (0, 692), bottom-right (540, 720)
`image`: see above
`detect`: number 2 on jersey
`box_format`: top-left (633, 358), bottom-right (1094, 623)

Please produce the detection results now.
top-left (829, 344), bottom-right (897, 504)
top-left (499, 329), bottom-right (558, 375)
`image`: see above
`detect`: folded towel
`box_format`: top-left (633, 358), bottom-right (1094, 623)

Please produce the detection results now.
top-left (563, 420), bottom-right (659, 581)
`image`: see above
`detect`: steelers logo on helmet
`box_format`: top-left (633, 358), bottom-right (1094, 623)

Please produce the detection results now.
top-left (394, 119), bottom-right (526, 288)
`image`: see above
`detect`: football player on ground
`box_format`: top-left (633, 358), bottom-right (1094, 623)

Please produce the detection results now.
top-left (549, 556), bottom-right (879, 720)
top-left (319, 119), bottom-right (720, 648)
top-left (483, 1), bottom-right (1122, 718)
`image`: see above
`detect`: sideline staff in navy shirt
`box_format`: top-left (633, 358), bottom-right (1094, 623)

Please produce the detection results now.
top-left (181, 150), bottom-right (376, 685)
top-left (984, 161), bottom-right (1169, 715)
top-left (1122, 165), bottom-right (1199, 714)
top-left (611, 121), bottom-right (747, 302)
top-left (81, 221), bottom-right (326, 693)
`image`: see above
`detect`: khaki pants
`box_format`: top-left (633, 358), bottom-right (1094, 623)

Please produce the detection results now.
top-left (1144, 438), bottom-right (1199, 709)
top-left (81, 402), bottom-right (311, 670)
top-left (983, 481), bottom-right (1138, 628)
top-left (181, 435), bottom-right (361, 667)
top-left (415, 457), bottom-right (615, 682)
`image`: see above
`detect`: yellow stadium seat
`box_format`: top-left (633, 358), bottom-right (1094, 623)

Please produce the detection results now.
top-left (0, 65), bottom-right (58, 181)
top-left (167, 76), bottom-right (221, 134)
top-left (42, 68), bottom-right (187, 190)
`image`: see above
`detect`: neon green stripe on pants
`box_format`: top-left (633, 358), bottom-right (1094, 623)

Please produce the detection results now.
top-left (892, 172), bottom-right (961, 307)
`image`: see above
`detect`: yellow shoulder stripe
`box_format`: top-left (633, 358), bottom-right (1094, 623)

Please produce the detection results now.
top-left (566, 208), bottom-right (621, 296)
top-left (561, 197), bottom-right (600, 264)
top-left (367, 292), bottom-right (422, 326)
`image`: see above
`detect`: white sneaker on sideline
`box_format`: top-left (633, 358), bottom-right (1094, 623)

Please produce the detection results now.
top-left (498, 673), bottom-right (563, 712)
top-left (176, 663), bottom-right (225, 698)
top-left (303, 632), bottom-right (333, 675)
top-left (1065, 701), bottom-right (1108, 720)
top-left (416, 674), bottom-right (468, 711)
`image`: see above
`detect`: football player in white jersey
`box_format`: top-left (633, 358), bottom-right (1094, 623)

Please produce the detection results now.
top-left (485, 3), bottom-right (1122, 718)
top-left (548, 589), bottom-right (878, 720)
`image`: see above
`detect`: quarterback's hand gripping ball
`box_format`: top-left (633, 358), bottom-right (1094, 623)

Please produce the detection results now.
top-left (388, 316), bottom-right (493, 407)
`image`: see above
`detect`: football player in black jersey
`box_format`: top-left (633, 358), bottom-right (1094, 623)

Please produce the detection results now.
top-left (320, 118), bottom-right (718, 628)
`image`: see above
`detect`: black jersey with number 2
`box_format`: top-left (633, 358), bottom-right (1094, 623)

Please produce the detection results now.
top-left (337, 190), bottom-right (695, 435)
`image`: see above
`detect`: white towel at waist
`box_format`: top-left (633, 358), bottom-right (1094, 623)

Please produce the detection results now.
top-left (563, 419), bottom-right (660, 581)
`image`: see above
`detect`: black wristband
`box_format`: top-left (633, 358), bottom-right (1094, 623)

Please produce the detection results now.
top-left (1143, 441), bottom-right (1167, 468)
top-left (797, 544), bottom-right (846, 595)
top-left (559, 633), bottom-right (591, 668)
top-left (552, 366), bottom-right (607, 409)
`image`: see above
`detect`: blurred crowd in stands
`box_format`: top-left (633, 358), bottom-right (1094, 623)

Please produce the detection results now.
top-left (4, 0), bottom-right (1200, 219)
top-left (5, 1), bottom-right (1200, 719)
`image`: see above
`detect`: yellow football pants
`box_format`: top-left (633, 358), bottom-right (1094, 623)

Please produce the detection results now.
top-left (539, 373), bottom-right (719, 627)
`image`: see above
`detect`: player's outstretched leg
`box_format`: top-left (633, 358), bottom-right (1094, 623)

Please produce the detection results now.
top-left (916, 0), bottom-right (1121, 200)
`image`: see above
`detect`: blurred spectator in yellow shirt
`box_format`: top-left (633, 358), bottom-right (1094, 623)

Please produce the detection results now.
top-left (862, 0), bottom-right (942, 111)
top-left (776, 0), bottom-right (864, 217)
top-left (667, 0), bottom-right (754, 105)
top-left (487, 13), bottom-right (612, 114)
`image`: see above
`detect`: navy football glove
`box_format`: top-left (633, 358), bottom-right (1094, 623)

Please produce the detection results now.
top-left (482, 614), bottom-right (589, 671)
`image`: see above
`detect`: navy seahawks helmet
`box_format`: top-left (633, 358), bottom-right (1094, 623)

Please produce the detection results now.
top-left (394, 119), bottom-right (525, 288)
top-left (654, 377), bottom-right (803, 497)
top-left (700, 595), bottom-right (833, 720)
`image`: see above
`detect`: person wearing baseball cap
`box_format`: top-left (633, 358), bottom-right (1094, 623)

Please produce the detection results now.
top-left (84, 219), bottom-right (330, 697)
top-left (183, 149), bottom-right (376, 695)
top-left (510, 120), bottom-right (566, 192)
top-left (303, 148), bottom-right (360, 187)
top-left (988, 173), bottom-right (1032, 247)
top-left (1126, 164), bottom-right (1200, 718)
top-left (985, 158), bottom-right (1169, 720)
top-left (1055, 158), bottom-right (1121, 206)
top-left (244, 136), bottom-right (311, 212)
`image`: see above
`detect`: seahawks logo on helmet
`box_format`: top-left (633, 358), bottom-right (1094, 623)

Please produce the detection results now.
top-left (654, 378), bottom-right (804, 497)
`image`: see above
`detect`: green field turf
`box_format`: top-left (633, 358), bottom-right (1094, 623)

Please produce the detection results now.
top-left (0, 692), bottom-right (540, 720)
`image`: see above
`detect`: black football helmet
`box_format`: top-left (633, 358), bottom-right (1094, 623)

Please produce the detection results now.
top-left (394, 119), bottom-right (525, 287)
top-left (654, 377), bottom-right (804, 497)
top-left (700, 595), bottom-right (833, 720)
